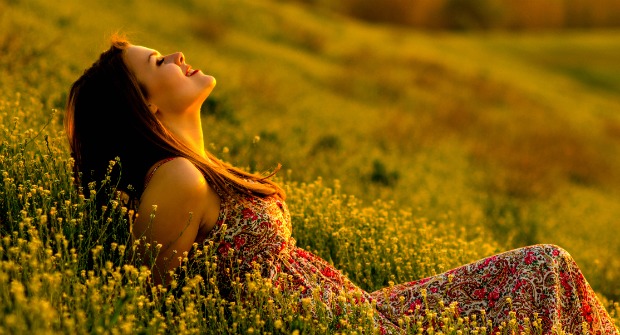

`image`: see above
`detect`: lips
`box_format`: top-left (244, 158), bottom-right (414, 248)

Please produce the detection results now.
top-left (185, 66), bottom-right (199, 77)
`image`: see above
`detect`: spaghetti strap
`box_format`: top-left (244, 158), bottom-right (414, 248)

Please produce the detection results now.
top-left (144, 157), bottom-right (178, 189)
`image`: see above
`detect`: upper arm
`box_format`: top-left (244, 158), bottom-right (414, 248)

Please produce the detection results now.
top-left (133, 158), bottom-right (209, 285)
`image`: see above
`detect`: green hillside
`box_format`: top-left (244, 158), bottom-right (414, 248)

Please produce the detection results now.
top-left (1, 0), bottom-right (619, 332)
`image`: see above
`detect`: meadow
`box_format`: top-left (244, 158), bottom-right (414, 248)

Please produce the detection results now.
top-left (1, 0), bottom-right (620, 333)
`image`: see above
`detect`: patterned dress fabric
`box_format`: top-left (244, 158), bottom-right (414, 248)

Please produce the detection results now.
top-left (195, 191), bottom-right (618, 335)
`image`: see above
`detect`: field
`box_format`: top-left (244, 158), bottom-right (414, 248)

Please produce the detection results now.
top-left (1, 0), bottom-right (620, 333)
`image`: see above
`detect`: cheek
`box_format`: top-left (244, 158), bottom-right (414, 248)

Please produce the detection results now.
top-left (149, 73), bottom-right (183, 101)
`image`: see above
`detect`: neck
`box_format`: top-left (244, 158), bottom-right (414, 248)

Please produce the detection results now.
top-left (157, 108), bottom-right (206, 158)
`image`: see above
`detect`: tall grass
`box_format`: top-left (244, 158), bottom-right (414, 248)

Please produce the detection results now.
top-left (0, 96), bottom-right (561, 333)
top-left (1, 0), bottom-right (620, 332)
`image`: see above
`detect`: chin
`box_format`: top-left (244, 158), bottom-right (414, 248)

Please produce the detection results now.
top-left (200, 77), bottom-right (216, 97)
top-left (203, 75), bottom-right (216, 88)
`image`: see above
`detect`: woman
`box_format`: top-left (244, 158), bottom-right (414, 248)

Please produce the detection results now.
top-left (65, 34), bottom-right (618, 334)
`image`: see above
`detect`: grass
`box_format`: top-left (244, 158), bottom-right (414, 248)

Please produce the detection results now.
top-left (1, 0), bottom-right (620, 333)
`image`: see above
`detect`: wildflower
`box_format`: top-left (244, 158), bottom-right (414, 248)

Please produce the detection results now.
top-left (10, 281), bottom-right (26, 304)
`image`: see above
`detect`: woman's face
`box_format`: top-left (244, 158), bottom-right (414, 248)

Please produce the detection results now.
top-left (124, 45), bottom-right (216, 116)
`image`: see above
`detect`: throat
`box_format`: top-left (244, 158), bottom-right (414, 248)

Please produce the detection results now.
top-left (158, 113), bottom-right (206, 158)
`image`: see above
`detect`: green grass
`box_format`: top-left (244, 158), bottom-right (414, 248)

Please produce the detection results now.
top-left (1, 0), bottom-right (620, 333)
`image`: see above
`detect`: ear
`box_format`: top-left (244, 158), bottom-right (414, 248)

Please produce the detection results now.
top-left (147, 103), bottom-right (158, 114)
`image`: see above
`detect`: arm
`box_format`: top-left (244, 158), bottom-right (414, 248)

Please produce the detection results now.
top-left (132, 158), bottom-right (215, 285)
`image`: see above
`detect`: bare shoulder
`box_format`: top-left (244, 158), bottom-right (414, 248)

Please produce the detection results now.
top-left (139, 157), bottom-right (220, 236)
top-left (134, 157), bottom-right (216, 285)
top-left (145, 157), bottom-right (207, 194)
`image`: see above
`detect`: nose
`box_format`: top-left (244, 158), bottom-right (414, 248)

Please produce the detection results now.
top-left (172, 52), bottom-right (184, 65)
top-left (163, 52), bottom-right (185, 65)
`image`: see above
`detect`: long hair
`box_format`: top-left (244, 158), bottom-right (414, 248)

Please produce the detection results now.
top-left (65, 34), bottom-right (285, 207)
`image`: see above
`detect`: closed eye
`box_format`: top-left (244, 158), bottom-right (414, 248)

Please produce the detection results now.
top-left (156, 57), bottom-right (165, 66)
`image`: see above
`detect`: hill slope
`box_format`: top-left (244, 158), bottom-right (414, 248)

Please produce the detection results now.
top-left (3, 0), bottom-right (620, 302)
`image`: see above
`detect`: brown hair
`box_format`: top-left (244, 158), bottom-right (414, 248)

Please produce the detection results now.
top-left (65, 34), bottom-right (285, 206)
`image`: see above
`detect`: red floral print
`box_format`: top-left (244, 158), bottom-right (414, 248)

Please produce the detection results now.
top-left (217, 241), bottom-right (232, 257)
top-left (242, 208), bottom-right (257, 221)
top-left (233, 235), bottom-right (246, 248)
top-left (321, 266), bottom-right (338, 279)
top-left (473, 288), bottom-right (486, 299)
top-left (524, 251), bottom-right (537, 264)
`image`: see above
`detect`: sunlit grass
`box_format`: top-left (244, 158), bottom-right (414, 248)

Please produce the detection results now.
top-left (2, 102), bottom-right (612, 333)
top-left (2, 0), bottom-right (620, 332)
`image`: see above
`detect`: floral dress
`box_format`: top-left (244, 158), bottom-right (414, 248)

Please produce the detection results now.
top-left (195, 191), bottom-right (618, 334)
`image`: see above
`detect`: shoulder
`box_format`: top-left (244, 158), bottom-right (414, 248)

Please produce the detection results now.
top-left (143, 157), bottom-right (207, 198)
top-left (138, 157), bottom-right (220, 238)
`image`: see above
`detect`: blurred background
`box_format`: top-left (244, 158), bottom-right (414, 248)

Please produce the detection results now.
top-left (314, 0), bottom-right (620, 30)
top-left (2, 0), bottom-right (619, 301)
